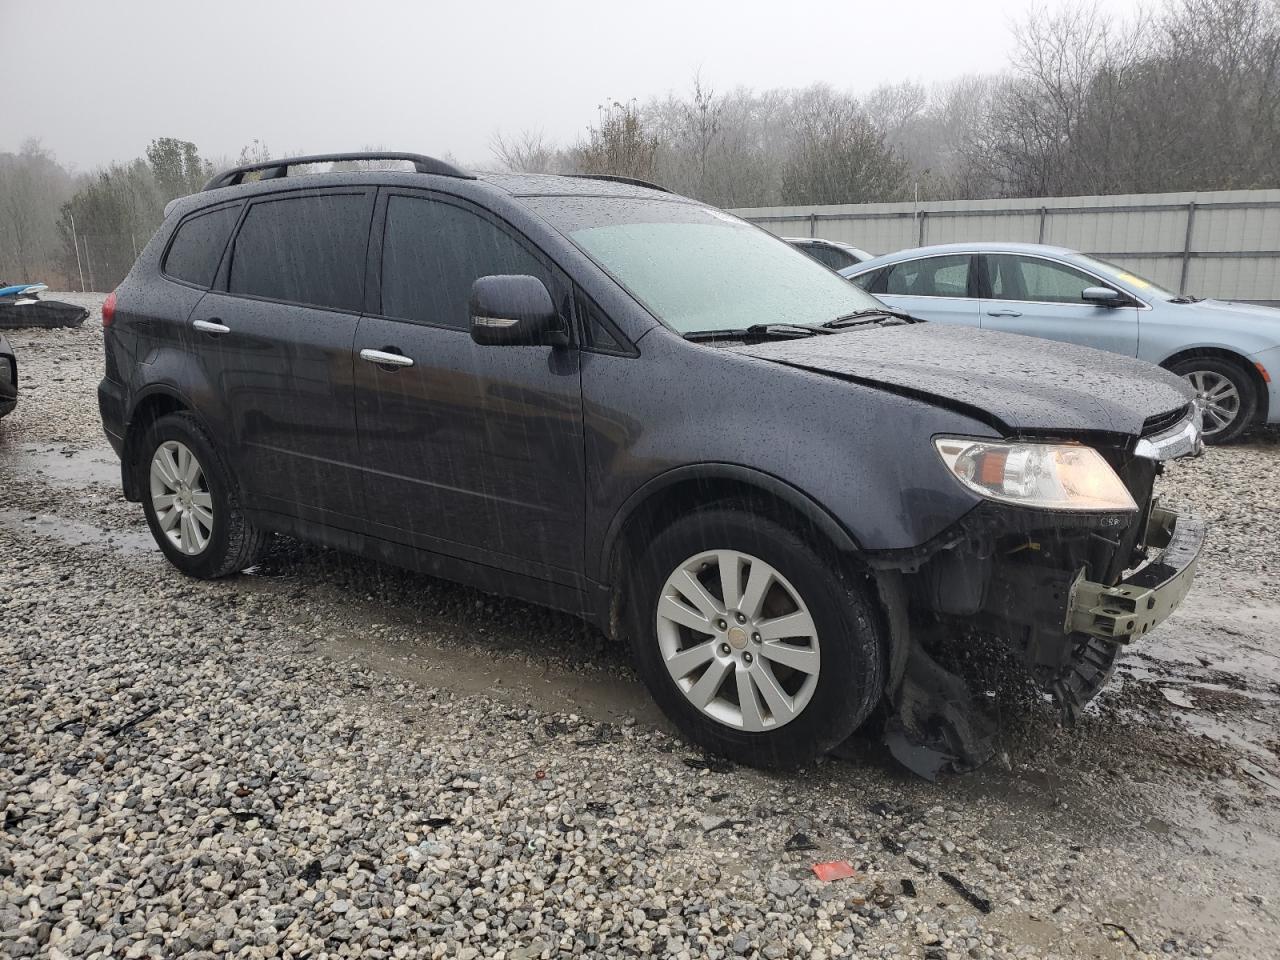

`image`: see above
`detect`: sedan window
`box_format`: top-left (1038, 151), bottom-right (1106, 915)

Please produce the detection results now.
top-left (883, 255), bottom-right (971, 298)
top-left (987, 254), bottom-right (1110, 305)
top-left (805, 245), bottom-right (859, 271)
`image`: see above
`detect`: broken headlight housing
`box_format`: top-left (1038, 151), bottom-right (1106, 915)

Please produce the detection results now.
top-left (934, 438), bottom-right (1137, 512)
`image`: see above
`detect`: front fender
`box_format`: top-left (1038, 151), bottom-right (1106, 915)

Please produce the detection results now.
top-left (582, 331), bottom-right (994, 582)
top-left (599, 461), bottom-right (863, 579)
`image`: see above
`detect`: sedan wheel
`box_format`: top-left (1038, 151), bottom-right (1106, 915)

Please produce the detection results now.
top-left (655, 549), bottom-right (821, 732)
top-left (1183, 369), bottom-right (1240, 438)
top-left (149, 439), bottom-right (214, 556)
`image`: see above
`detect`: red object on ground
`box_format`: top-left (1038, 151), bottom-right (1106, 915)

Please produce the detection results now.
top-left (812, 860), bottom-right (857, 882)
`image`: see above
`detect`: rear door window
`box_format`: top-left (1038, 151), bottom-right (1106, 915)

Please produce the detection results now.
top-left (810, 245), bottom-right (858, 271)
top-left (163, 205), bottom-right (241, 287)
top-left (228, 192), bottom-right (370, 311)
top-left (986, 254), bottom-right (1102, 304)
top-left (379, 194), bottom-right (554, 329)
top-left (883, 255), bottom-right (972, 297)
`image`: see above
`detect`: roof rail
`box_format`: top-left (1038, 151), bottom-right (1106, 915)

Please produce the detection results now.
top-left (567, 173), bottom-right (670, 194)
top-left (201, 152), bottom-right (475, 191)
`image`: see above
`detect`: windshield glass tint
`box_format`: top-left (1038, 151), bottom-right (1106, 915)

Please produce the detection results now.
top-left (527, 197), bottom-right (884, 333)
top-left (1073, 254), bottom-right (1179, 300)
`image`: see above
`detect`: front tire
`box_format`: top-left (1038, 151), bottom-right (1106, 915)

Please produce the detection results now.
top-left (139, 412), bottom-right (265, 578)
top-left (1169, 357), bottom-right (1256, 444)
top-left (625, 506), bottom-right (885, 768)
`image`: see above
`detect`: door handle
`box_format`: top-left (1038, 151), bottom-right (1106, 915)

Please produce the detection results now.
top-left (359, 348), bottom-right (414, 368)
top-left (985, 309), bottom-right (1022, 318)
top-left (192, 318), bottom-right (231, 335)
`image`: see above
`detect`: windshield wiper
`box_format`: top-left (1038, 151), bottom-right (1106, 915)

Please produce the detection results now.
top-left (822, 308), bottom-right (921, 329)
top-left (1168, 296), bottom-right (1203, 304)
top-left (685, 323), bottom-right (833, 342)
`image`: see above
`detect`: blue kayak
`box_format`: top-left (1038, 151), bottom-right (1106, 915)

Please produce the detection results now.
top-left (0, 282), bottom-right (49, 298)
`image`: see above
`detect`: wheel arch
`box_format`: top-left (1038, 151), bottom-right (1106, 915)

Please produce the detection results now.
top-left (599, 464), bottom-right (868, 639)
top-left (119, 386), bottom-right (197, 502)
top-left (1158, 346), bottom-right (1269, 423)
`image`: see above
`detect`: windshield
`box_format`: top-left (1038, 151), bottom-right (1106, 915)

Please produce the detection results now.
top-left (1072, 254), bottom-right (1180, 300)
top-left (526, 197), bottom-right (885, 333)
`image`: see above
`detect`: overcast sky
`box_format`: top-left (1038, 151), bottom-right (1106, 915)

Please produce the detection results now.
top-left (6, 0), bottom-right (1145, 172)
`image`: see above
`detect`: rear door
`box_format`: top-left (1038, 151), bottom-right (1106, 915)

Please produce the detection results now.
top-left (352, 189), bottom-right (585, 579)
top-left (858, 254), bottom-right (981, 326)
top-left (190, 188), bottom-right (374, 525)
top-left (129, 202), bottom-right (243, 373)
top-left (978, 253), bottom-right (1139, 355)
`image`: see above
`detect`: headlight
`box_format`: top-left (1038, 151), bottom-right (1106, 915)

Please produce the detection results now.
top-left (934, 438), bottom-right (1137, 512)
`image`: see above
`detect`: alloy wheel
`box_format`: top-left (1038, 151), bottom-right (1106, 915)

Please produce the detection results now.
top-left (149, 440), bottom-right (213, 556)
top-left (655, 550), bottom-right (820, 732)
top-left (1182, 369), bottom-right (1240, 438)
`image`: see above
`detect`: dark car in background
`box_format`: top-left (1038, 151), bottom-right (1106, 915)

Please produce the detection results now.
top-left (0, 334), bottom-right (17, 418)
top-left (98, 153), bottom-right (1206, 769)
top-left (785, 236), bottom-right (873, 271)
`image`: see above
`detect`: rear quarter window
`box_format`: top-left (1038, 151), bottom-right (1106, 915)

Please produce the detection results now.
top-left (851, 267), bottom-right (886, 293)
top-left (163, 205), bottom-right (242, 287)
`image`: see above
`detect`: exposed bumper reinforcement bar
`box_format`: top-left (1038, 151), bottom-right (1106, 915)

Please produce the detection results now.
top-left (1065, 506), bottom-right (1206, 641)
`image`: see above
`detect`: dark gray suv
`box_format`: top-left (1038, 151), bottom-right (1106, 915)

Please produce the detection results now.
top-left (99, 152), bottom-right (1207, 769)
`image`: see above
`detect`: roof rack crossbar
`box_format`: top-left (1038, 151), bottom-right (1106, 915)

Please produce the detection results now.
top-left (202, 152), bottom-right (475, 191)
top-left (566, 173), bottom-right (670, 193)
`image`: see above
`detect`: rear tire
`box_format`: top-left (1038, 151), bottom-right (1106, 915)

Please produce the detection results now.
top-left (624, 506), bottom-right (885, 768)
top-left (139, 412), bottom-right (265, 578)
top-left (1169, 357), bottom-right (1256, 444)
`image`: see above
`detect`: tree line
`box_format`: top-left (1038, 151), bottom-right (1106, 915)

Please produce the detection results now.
top-left (1, 0), bottom-right (1275, 290)
top-left (0, 138), bottom-right (270, 291)
top-left (495, 0), bottom-right (1279, 205)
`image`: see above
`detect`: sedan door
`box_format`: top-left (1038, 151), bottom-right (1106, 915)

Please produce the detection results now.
top-left (979, 253), bottom-right (1139, 356)
top-left (352, 190), bottom-right (585, 581)
top-left (857, 254), bottom-right (981, 327)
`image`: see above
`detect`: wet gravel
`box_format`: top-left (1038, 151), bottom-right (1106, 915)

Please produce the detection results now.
top-left (2, 295), bottom-right (1279, 959)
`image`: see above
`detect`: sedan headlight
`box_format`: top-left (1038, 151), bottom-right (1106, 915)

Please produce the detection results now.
top-left (934, 438), bottom-right (1137, 512)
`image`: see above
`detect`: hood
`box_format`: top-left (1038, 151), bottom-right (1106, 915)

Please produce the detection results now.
top-left (1181, 298), bottom-right (1280, 327)
top-left (733, 324), bottom-right (1192, 437)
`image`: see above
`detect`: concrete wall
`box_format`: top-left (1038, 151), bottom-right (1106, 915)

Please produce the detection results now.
top-left (731, 189), bottom-right (1280, 304)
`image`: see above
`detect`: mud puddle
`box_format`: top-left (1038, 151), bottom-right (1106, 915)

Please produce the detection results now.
top-left (313, 628), bottom-right (666, 732)
top-left (0, 441), bottom-right (121, 489)
top-left (0, 508), bottom-right (154, 556)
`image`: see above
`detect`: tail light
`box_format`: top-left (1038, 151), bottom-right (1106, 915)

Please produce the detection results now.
top-left (102, 290), bottom-right (117, 328)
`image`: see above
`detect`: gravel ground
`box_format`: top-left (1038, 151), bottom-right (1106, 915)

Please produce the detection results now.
top-left (2, 294), bottom-right (1279, 960)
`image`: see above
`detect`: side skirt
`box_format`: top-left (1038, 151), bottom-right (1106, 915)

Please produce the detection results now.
top-left (245, 508), bottom-right (605, 629)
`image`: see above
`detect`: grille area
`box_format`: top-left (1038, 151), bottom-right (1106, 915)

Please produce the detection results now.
top-left (1142, 404), bottom-right (1191, 437)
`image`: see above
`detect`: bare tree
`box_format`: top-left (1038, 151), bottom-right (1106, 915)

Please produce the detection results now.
top-left (489, 130), bottom-right (568, 173)
top-left (574, 99), bottom-right (661, 182)
top-left (780, 85), bottom-right (912, 204)
top-left (0, 140), bottom-right (77, 283)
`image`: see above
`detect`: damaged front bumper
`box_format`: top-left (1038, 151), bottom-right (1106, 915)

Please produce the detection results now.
top-left (870, 499), bottom-right (1206, 778)
top-left (1065, 505), bottom-right (1206, 641)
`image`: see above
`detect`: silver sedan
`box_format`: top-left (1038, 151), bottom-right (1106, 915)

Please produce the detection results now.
top-left (843, 242), bottom-right (1280, 442)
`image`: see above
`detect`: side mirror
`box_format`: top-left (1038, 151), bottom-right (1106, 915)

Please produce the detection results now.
top-left (1082, 286), bottom-right (1127, 307)
top-left (469, 275), bottom-right (567, 347)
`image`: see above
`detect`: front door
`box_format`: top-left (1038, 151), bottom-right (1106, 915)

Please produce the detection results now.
top-left (979, 253), bottom-right (1140, 356)
top-left (352, 190), bottom-right (585, 580)
top-left (191, 188), bottom-right (374, 525)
